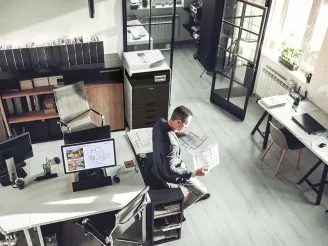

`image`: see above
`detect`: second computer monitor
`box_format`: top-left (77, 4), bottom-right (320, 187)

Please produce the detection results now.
top-left (61, 138), bottom-right (116, 174)
top-left (0, 132), bottom-right (33, 167)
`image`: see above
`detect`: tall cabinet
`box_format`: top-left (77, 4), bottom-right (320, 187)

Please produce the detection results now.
top-left (84, 83), bottom-right (124, 131)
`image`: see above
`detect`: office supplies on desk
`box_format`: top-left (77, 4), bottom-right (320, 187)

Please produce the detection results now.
top-left (289, 86), bottom-right (307, 101)
top-left (292, 113), bottom-right (326, 134)
top-left (0, 133), bottom-right (32, 186)
top-left (35, 157), bottom-right (61, 181)
top-left (261, 95), bottom-right (286, 108)
top-left (15, 178), bottom-right (25, 190)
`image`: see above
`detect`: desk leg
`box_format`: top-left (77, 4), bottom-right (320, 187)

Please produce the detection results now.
top-left (36, 226), bottom-right (45, 246)
top-left (262, 114), bottom-right (272, 149)
top-left (316, 165), bottom-right (328, 206)
top-left (251, 111), bottom-right (268, 135)
top-left (23, 229), bottom-right (33, 246)
top-left (142, 207), bottom-right (146, 243)
top-left (297, 160), bottom-right (322, 184)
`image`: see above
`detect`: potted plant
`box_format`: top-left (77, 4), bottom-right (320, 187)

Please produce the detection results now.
top-left (279, 41), bottom-right (302, 71)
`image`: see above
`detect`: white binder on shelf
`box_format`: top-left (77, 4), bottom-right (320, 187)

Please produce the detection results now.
top-left (19, 80), bottom-right (34, 112)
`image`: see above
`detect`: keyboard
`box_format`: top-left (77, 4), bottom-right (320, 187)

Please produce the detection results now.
top-left (72, 176), bottom-right (113, 192)
top-left (0, 161), bottom-right (26, 177)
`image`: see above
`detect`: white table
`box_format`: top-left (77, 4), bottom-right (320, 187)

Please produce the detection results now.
top-left (0, 131), bottom-right (146, 245)
top-left (127, 19), bottom-right (154, 50)
top-left (252, 95), bottom-right (328, 205)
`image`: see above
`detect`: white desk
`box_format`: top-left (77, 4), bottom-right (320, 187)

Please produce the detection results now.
top-left (127, 19), bottom-right (154, 49)
top-left (0, 131), bottom-right (146, 245)
top-left (252, 95), bottom-right (328, 205)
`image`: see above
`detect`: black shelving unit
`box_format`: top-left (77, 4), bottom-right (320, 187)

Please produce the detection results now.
top-left (147, 189), bottom-right (184, 245)
top-left (182, 24), bottom-right (200, 44)
top-left (183, 7), bottom-right (190, 13)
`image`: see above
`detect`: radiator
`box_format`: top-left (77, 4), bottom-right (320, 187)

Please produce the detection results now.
top-left (255, 66), bottom-right (291, 98)
top-left (144, 15), bottom-right (180, 41)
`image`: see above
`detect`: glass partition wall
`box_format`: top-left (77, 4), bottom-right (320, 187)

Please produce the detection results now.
top-left (123, 0), bottom-right (180, 69)
top-left (210, 0), bottom-right (268, 120)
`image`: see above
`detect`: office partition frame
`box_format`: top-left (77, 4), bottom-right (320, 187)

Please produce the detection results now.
top-left (122, 0), bottom-right (177, 71)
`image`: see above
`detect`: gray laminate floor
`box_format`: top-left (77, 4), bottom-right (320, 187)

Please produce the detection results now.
top-left (161, 43), bottom-right (328, 246)
top-left (15, 43), bottom-right (328, 246)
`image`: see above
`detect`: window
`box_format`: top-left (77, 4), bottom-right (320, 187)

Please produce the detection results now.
top-left (266, 0), bottom-right (328, 72)
top-left (301, 0), bottom-right (328, 70)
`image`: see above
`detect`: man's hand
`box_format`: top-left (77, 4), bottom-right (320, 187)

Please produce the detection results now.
top-left (193, 169), bottom-right (208, 177)
top-left (176, 132), bottom-right (186, 138)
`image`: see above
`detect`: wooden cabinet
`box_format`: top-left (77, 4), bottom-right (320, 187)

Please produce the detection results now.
top-left (85, 82), bottom-right (124, 131)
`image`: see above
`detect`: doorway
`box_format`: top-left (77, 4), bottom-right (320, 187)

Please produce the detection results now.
top-left (210, 0), bottom-right (268, 120)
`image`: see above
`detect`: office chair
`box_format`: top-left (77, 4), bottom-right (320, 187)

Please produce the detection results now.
top-left (54, 81), bottom-right (105, 133)
top-left (261, 122), bottom-right (305, 176)
top-left (76, 186), bottom-right (149, 246)
top-left (0, 226), bottom-right (17, 246)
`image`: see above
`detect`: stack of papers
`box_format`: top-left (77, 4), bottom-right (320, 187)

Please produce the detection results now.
top-left (180, 129), bottom-right (220, 171)
top-left (261, 96), bottom-right (286, 108)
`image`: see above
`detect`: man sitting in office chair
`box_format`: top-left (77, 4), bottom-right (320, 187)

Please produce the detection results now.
top-left (151, 106), bottom-right (210, 215)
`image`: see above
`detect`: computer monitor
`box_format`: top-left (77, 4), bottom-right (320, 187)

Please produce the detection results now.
top-left (63, 125), bottom-right (111, 145)
top-left (0, 133), bottom-right (33, 185)
top-left (61, 138), bottom-right (117, 174)
top-left (0, 133), bottom-right (33, 172)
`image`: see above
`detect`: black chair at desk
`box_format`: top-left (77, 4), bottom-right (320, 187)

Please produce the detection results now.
top-left (76, 186), bottom-right (149, 246)
top-left (64, 125), bottom-right (111, 144)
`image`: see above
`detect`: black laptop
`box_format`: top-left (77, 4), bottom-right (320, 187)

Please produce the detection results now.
top-left (292, 113), bottom-right (326, 134)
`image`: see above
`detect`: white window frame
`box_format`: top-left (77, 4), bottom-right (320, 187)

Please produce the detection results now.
top-left (269, 0), bottom-right (326, 72)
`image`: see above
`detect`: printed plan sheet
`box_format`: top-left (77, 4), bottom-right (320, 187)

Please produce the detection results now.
top-left (180, 129), bottom-right (220, 171)
top-left (127, 128), bottom-right (153, 155)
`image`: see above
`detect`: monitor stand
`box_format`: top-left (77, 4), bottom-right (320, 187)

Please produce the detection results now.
top-left (0, 161), bottom-right (27, 187)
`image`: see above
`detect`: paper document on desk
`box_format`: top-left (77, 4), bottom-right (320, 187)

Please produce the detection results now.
top-left (127, 128), bottom-right (153, 155)
top-left (261, 96), bottom-right (286, 109)
top-left (180, 129), bottom-right (220, 171)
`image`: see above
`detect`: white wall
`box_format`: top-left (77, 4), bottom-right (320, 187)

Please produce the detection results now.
top-left (0, 0), bottom-right (123, 55)
top-left (307, 28), bottom-right (328, 114)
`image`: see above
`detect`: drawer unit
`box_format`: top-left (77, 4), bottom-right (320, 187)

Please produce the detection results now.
top-left (132, 84), bottom-right (169, 110)
top-left (132, 107), bottom-right (168, 123)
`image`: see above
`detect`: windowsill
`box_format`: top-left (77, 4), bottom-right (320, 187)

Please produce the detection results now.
top-left (261, 48), bottom-right (308, 85)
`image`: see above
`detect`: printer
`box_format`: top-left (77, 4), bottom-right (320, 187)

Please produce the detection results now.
top-left (123, 50), bottom-right (171, 129)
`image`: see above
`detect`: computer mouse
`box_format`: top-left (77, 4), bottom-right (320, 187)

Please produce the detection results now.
top-left (319, 143), bottom-right (327, 148)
